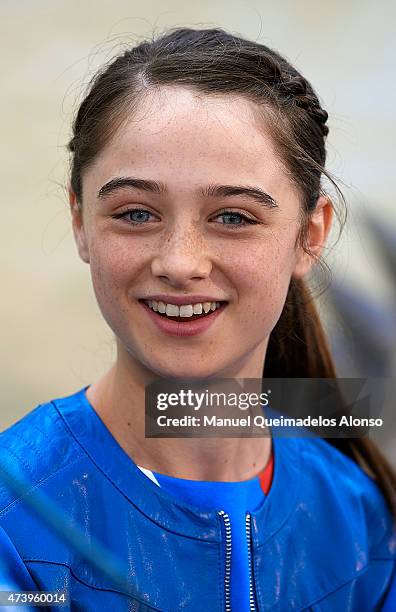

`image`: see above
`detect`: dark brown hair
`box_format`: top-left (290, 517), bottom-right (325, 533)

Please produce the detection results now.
top-left (67, 27), bottom-right (396, 517)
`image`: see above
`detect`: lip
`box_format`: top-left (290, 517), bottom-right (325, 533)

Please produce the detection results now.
top-left (139, 295), bottom-right (227, 306)
top-left (139, 300), bottom-right (227, 337)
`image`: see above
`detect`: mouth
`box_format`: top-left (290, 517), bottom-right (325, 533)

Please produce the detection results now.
top-left (139, 299), bottom-right (227, 321)
top-left (137, 299), bottom-right (228, 336)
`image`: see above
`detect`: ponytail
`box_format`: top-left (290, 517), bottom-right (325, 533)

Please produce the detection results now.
top-left (264, 277), bottom-right (396, 519)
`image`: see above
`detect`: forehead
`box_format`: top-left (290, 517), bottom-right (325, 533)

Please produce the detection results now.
top-left (85, 86), bottom-right (295, 200)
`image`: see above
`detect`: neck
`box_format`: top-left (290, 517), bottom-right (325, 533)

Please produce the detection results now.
top-left (86, 343), bottom-right (272, 482)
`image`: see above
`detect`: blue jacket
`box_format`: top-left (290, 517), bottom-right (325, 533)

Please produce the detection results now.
top-left (0, 386), bottom-right (395, 611)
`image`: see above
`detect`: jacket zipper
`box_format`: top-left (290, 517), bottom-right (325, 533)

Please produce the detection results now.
top-left (218, 510), bottom-right (257, 611)
top-left (218, 510), bottom-right (232, 611)
top-left (245, 512), bottom-right (256, 611)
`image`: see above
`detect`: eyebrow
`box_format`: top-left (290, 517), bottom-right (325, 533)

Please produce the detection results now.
top-left (97, 176), bottom-right (279, 209)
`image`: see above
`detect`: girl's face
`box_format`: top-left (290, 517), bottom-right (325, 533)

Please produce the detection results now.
top-left (70, 87), bottom-right (331, 379)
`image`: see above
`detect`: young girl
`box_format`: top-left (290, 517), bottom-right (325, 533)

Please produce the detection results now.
top-left (0, 27), bottom-right (395, 611)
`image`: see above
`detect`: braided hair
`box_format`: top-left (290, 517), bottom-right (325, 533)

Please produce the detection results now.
top-left (69, 27), bottom-right (332, 213)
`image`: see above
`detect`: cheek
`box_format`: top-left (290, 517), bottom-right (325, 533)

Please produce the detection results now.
top-left (229, 237), bottom-right (297, 328)
top-left (87, 237), bottom-right (148, 310)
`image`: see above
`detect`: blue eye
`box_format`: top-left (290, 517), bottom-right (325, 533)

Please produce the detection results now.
top-left (112, 209), bottom-right (154, 224)
top-left (214, 211), bottom-right (258, 227)
top-left (130, 210), bottom-right (151, 223)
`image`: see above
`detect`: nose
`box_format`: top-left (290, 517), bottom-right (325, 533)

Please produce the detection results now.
top-left (151, 225), bottom-right (212, 287)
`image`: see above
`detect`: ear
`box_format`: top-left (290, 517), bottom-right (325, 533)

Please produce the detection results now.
top-left (292, 195), bottom-right (334, 278)
top-left (68, 185), bottom-right (90, 264)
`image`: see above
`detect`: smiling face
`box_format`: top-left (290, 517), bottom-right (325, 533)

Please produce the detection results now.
top-left (70, 86), bottom-right (331, 380)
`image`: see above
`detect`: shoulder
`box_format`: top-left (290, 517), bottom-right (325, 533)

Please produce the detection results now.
top-left (265, 436), bottom-right (396, 608)
top-left (0, 389), bottom-right (86, 515)
top-left (298, 436), bottom-right (396, 559)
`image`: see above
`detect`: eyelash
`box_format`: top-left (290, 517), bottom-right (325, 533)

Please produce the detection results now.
top-left (111, 208), bottom-right (259, 229)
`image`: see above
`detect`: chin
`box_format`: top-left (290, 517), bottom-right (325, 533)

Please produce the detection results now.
top-left (147, 359), bottom-right (223, 382)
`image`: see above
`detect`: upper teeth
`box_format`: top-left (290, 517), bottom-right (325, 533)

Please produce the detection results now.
top-left (145, 300), bottom-right (222, 317)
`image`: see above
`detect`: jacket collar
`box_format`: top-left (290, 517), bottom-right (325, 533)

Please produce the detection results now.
top-left (54, 386), bottom-right (300, 543)
top-left (251, 434), bottom-right (301, 547)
